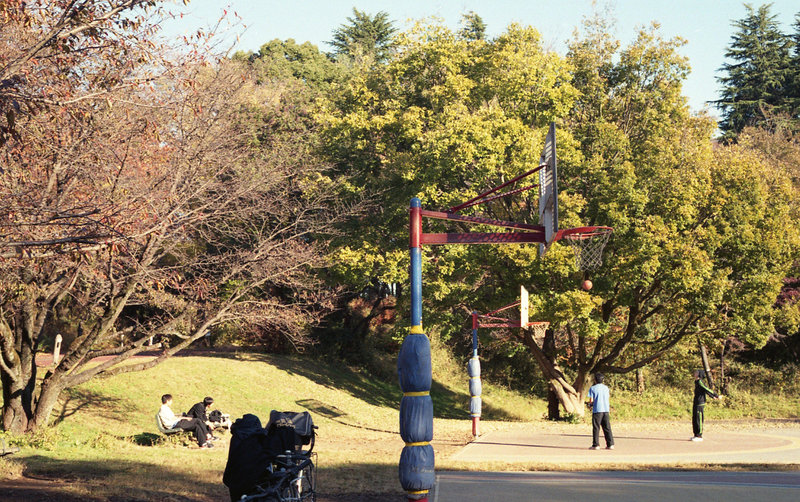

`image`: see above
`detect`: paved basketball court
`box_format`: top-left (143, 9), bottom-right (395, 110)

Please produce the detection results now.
top-left (449, 421), bottom-right (800, 465)
top-left (433, 421), bottom-right (800, 501)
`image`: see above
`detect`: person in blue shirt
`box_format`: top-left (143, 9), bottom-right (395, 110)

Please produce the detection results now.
top-left (691, 369), bottom-right (720, 441)
top-left (587, 372), bottom-right (614, 450)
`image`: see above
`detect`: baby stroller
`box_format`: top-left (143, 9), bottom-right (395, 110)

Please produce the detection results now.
top-left (223, 411), bottom-right (317, 502)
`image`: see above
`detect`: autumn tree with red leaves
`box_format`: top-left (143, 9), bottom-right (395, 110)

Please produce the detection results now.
top-left (0, 1), bottom-right (356, 433)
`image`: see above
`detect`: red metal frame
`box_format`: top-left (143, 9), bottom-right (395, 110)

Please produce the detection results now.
top-left (420, 210), bottom-right (543, 232)
top-left (418, 181), bottom-right (547, 246)
top-left (448, 163), bottom-right (547, 213)
top-left (421, 232), bottom-right (544, 245)
top-left (471, 301), bottom-right (549, 329)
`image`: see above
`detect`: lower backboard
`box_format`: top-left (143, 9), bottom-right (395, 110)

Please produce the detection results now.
top-left (520, 285), bottom-right (529, 327)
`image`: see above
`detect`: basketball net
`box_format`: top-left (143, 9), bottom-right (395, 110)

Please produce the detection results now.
top-left (528, 321), bottom-right (549, 339)
top-left (561, 227), bottom-right (612, 271)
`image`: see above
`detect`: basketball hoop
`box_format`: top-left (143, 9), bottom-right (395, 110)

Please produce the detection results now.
top-left (560, 226), bottom-right (613, 271)
top-left (528, 321), bottom-right (549, 339)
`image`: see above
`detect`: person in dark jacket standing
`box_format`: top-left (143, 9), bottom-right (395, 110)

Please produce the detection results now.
top-left (691, 369), bottom-right (720, 441)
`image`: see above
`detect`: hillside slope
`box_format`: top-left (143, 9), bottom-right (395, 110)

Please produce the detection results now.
top-left (1, 351), bottom-right (544, 500)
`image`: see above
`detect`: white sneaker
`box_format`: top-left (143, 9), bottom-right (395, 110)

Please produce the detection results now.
top-left (690, 436), bottom-right (703, 442)
top-left (589, 445), bottom-right (600, 450)
top-left (606, 445), bottom-right (614, 450)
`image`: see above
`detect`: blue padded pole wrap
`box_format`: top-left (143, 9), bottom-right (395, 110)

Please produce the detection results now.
top-left (399, 197), bottom-right (434, 501)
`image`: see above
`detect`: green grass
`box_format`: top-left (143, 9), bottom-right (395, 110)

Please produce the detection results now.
top-left (2, 347), bottom-right (798, 501)
top-left (609, 386), bottom-right (800, 421)
top-left (0, 349), bottom-right (542, 500)
top-left (605, 362), bottom-right (800, 421)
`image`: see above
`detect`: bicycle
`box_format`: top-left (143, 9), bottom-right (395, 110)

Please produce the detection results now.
top-left (240, 450), bottom-right (316, 501)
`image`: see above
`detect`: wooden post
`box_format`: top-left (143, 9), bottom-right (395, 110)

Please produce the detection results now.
top-left (53, 334), bottom-right (62, 365)
top-left (636, 368), bottom-right (645, 393)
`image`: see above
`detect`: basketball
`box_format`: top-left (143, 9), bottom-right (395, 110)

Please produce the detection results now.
top-left (582, 279), bottom-right (593, 291)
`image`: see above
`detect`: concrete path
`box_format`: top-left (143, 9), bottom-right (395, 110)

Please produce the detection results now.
top-left (449, 421), bottom-right (800, 465)
top-left (434, 421), bottom-right (800, 501)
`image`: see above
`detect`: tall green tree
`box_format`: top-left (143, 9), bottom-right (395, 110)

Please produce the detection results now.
top-left (512, 19), bottom-right (797, 415)
top-left (241, 39), bottom-right (343, 90)
top-left (328, 8), bottom-right (397, 64)
top-left (715, 3), bottom-right (794, 138)
top-left (318, 21), bottom-right (575, 360)
top-left (234, 39), bottom-right (344, 146)
top-left (789, 12), bottom-right (800, 120)
top-left (319, 18), bottom-right (799, 417)
top-left (459, 11), bottom-right (487, 41)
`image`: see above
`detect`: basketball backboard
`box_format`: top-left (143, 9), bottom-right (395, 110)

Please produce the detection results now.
top-left (520, 285), bottom-right (528, 327)
top-left (538, 122), bottom-right (559, 255)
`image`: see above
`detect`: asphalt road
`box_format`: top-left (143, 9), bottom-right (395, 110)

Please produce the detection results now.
top-left (432, 470), bottom-right (800, 502)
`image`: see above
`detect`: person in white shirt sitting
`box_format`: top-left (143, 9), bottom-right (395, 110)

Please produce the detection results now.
top-left (159, 394), bottom-right (214, 448)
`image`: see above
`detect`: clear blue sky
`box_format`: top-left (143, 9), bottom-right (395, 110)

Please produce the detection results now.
top-left (160, 0), bottom-right (800, 116)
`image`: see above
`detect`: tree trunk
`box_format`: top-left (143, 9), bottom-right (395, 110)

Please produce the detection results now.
top-left (698, 340), bottom-right (715, 390)
top-left (543, 329), bottom-right (560, 420)
top-left (29, 376), bottom-right (64, 431)
top-left (572, 368), bottom-right (593, 405)
top-left (0, 325), bottom-right (37, 434)
top-left (1, 377), bottom-right (33, 434)
top-left (521, 328), bottom-right (584, 417)
top-left (719, 339), bottom-right (728, 395)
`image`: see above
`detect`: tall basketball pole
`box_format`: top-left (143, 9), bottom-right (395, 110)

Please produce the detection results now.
top-left (398, 197), bottom-right (435, 501)
top-left (396, 124), bottom-right (594, 501)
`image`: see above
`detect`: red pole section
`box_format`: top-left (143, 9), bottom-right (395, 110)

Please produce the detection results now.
top-left (410, 204), bottom-right (422, 249)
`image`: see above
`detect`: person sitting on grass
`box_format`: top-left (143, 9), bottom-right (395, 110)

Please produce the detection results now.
top-left (186, 396), bottom-right (220, 438)
top-left (159, 394), bottom-right (214, 448)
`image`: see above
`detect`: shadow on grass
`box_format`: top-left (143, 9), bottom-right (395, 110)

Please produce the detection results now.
top-left (17, 455), bottom-right (228, 501)
top-left (128, 431), bottom-right (196, 447)
top-left (52, 388), bottom-right (135, 427)
top-left (230, 352), bottom-right (523, 422)
top-left (14, 454), bottom-right (406, 501)
top-left (297, 398), bottom-right (396, 434)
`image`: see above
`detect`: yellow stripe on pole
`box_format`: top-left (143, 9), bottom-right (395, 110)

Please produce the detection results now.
top-left (405, 441), bottom-right (430, 447)
top-left (403, 391), bottom-right (429, 397)
top-left (410, 325), bottom-right (424, 334)
top-left (407, 490), bottom-right (429, 496)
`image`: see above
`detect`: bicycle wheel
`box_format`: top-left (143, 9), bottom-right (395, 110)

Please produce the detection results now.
top-left (299, 461), bottom-right (315, 501)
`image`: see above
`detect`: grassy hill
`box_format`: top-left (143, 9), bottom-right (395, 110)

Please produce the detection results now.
top-left (0, 349), bottom-right (543, 501)
top-left (2, 347), bottom-right (798, 501)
